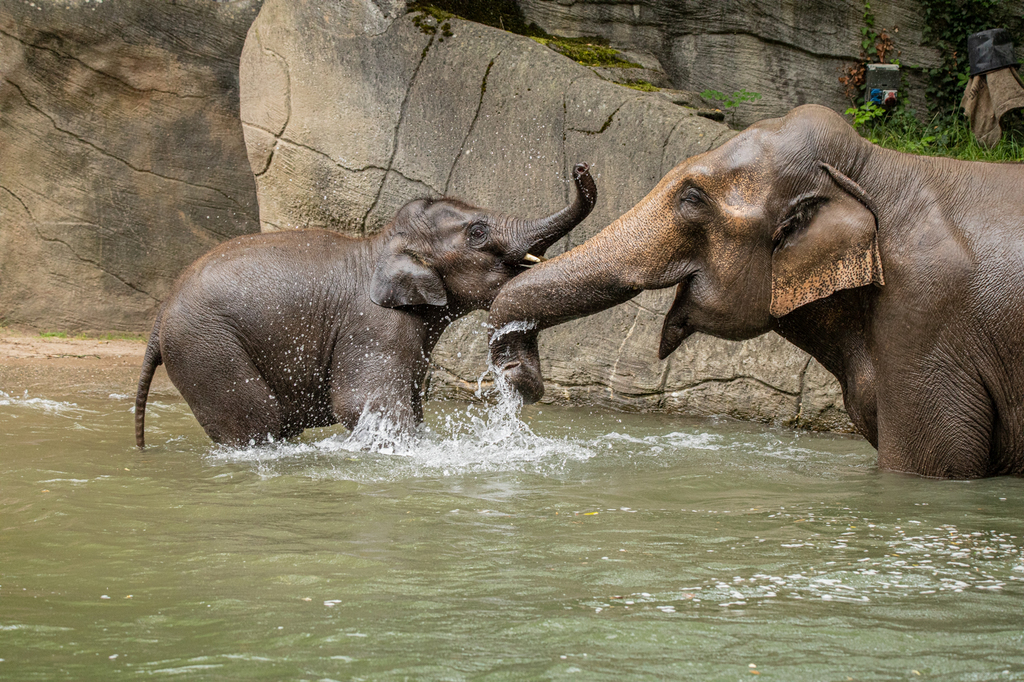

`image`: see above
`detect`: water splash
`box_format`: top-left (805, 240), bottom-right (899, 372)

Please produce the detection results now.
top-left (207, 371), bottom-right (595, 480)
top-left (488, 319), bottom-right (537, 343)
top-left (339, 407), bottom-right (409, 455)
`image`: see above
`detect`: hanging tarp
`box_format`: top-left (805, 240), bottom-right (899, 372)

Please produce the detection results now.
top-left (961, 29), bottom-right (1024, 148)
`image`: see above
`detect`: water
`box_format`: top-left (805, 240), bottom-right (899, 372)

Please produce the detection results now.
top-left (2, 388), bottom-right (1023, 680)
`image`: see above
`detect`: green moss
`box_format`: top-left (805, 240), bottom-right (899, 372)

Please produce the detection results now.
top-left (530, 35), bottom-right (640, 68)
top-left (409, 0), bottom-right (529, 35)
top-left (409, 4), bottom-right (453, 22)
top-left (409, 2), bottom-right (638, 69)
top-left (410, 4), bottom-right (453, 35)
top-left (701, 89), bottom-right (762, 108)
top-left (621, 79), bottom-right (659, 92)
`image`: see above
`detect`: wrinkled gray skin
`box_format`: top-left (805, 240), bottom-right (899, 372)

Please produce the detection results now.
top-left (489, 105), bottom-right (1024, 479)
top-left (136, 164), bottom-right (596, 447)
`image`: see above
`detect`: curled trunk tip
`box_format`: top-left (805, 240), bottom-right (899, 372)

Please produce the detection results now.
top-left (513, 161), bottom-right (597, 259)
top-left (572, 162), bottom-right (597, 214)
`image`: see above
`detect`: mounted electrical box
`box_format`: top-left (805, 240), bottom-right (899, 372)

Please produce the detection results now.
top-left (865, 63), bottom-right (900, 107)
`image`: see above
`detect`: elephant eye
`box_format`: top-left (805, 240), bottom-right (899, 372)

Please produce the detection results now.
top-left (680, 187), bottom-right (705, 206)
top-left (466, 222), bottom-right (489, 246)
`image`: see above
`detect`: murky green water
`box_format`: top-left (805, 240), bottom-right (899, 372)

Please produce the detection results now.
top-left (2, 389), bottom-right (1022, 681)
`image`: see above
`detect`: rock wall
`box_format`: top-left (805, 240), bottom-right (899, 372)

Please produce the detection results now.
top-left (518, 0), bottom-right (945, 127)
top-left (240, 0), bottom-right (852, 431)
top-left (0, 0), bottom-right (261, 333)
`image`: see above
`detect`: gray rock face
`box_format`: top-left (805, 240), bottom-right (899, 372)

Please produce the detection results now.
top-left (518, 0), bottom-right (945, 127)
top-left (0, 0), bottom-right (261, 333)
top-left (240, 0), bottom-right (852, 431)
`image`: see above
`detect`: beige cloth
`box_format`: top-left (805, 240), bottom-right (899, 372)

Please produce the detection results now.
top-left (961, 67), bottom-right (1024, 147)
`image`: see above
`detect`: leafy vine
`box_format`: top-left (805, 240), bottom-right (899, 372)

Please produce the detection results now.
top-left (838, 1), bottom-right (900, 101)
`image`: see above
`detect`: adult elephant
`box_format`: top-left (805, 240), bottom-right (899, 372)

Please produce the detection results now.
top-left (488, 105), bottom-right (1024, 479)
top-left (136, 164), bottom-right (596, 447)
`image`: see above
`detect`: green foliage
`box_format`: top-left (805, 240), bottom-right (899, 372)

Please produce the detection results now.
top-left (846, 101), bottom-right (887, 128)
top-left (846, 99), bottom-right (1024, 161)
top-left (861, 1), bottom-right (877, 56)
top-left (858, 1), bottom-right (899, 63)
top-left (700, 89), bottom-right (762, 108)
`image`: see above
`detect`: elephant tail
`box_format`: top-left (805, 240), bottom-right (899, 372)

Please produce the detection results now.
top-left (135, 315), bottom-right (164, 448)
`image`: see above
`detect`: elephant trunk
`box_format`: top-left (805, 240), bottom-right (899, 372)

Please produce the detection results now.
top-left (488, 192), bottom-right (691, 403)
top-left (505, 163), bottom-right (597, 261)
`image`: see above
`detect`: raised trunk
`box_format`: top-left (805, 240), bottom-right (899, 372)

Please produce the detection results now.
top-left (504, 163), bottom-right (597, 261)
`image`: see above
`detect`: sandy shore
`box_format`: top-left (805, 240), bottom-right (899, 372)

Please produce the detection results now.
top-left (0, 334), bottom-right (178, 399)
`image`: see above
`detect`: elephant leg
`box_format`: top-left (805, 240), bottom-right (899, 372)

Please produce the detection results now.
top-left (989, 390), bottom-right (1024, 476)
top-left (163, 334), bottom-right (291, 446)
top-left (328, 354), bottom-right (421, 433)
top-left (875, 367), bottom-right (994, 478)
top-left (330, 383), bottom-right (419, 433)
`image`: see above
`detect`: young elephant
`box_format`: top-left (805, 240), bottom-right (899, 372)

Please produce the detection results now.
top-left (135, 164), bottom-right (596, 446)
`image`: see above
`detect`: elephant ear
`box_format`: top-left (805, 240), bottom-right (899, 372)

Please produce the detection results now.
top-left (770, 163), bottom-right (885, 318)
top-left (370, 249), bottom-right (447, 308)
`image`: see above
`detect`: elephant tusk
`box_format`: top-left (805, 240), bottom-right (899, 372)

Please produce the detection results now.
top-left (522, 253), bottom-right (546, 264)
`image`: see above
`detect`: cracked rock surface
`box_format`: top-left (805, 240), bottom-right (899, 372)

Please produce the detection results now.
top-left (518, 0), bottom-right (947, 128)
top-left (240, 0), bottom-right (851, 431)
top-left (0, 0), bottom-right (261, 333)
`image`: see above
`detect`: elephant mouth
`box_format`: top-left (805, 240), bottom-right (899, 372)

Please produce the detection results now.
top-left (658, 279), bottom-right (695, 360)
top-left (498, 359), bottom-right (544, 404)
top-left (502, 252), bottom-right (547, 273)
top-left (489, 320), bottom-right (545, 404)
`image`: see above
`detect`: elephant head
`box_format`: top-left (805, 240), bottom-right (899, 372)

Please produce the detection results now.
top-left (370, 163), bottom-right (597, 315)
top-left (488, 105), bottom-right (884, 403)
